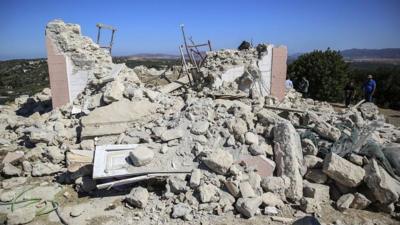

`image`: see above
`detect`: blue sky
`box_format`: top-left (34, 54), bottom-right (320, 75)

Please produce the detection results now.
top-left (0, 0), bottom-right (399, 60)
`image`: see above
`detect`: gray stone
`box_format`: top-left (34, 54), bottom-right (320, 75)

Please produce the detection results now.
top-left (264, 206), bottom-right (279, 215)
top-left (80, 139), bottom-right (95, 150)
top-left (45, 146), bottom-right (64, 164)
top-left (172, 203), bottom-right (192, 219)
top-left (261, 176), bottom-right (288, 199)
top-left (301, 139), bottom-right (318, 155)
top-left (189, 169), bottom-right (201, 188)
top-left (2, 177), bottom-right (27, 189)
top-left (129, 146), bottom-right (154, 166)
top-left (364, 159), bottom-right (400, 204)
top-left (224, 180), bottom-right (240, 197)
top-left (201, 149), bottom-right (233, 175)
top-left (191, 121), bottom-right (209, 135)
top-left (359, 102), bottom-right (379, 120)
top-left (219, 190), bottom-right (235, 212)
top-left (300, 197), bottom-right (321, 213)
top-left (2, 151), bottom-right (24, 164)
top-left (303, 155), bottom-right (323, 169)
top-left (2, 163), bottom-right (21, 176)
top-left (22, 161), bottom-right (32, 174)
top-left (235, 197), bottom-right (262, 218)
top-left (125, 186), bottom-right (149, 208)
top-left (245, 132), bottom-right (259, 145)
top-left (249, 144), bottom-right (264, 156)
top-left (7, 207), bottom-right (36, 225)
top-left (198, 184), bottom-right (219, 203)
top-left (305, 169), bottom-right (328, 184)
top-left (313, 121), bottom-right (341, 142)
top-left (336, 193), bottom-right (354, 211)
top-left (160, 128), bottom-right (184, 142)
top-left (168, 176), bottom-right (188, 194)
top-left (32, 162), bottom-right (62, 176)
top-left (103, 80), bottom-right (124, 103)
top-left (322, 152), bottom-right (365, 187)
top-left (303, 181), bottom-right (330, 203)
top-left (239, 181), bottom-right (256, 198)
top-left (350, 192), bottom-right (371, 209)
top-left (261, 192), bottom-right (284, 207)
top-left (273, 121), bottom-right (303, 201)
top-left (348, 153), bottom-right (364, 166)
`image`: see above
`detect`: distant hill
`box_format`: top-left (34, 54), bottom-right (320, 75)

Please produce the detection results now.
top-left (289, 48), bottom-right (400, 64)
top-left (340, 48), bottom-right (400, 59)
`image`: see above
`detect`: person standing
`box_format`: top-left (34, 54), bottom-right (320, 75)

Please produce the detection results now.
top-left (363, 75), bottom-right (376, 102)
top-left (298, 76), bottom-right (309, 98)
top-left (344, 81), bottom-right (355, 107)
top-left (285, 76), bottom-right (294, 90)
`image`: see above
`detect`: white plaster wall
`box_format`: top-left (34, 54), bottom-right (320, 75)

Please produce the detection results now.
top-left (67, 56), bottom-right (88, 103)
top-left (213, 65), bottom-right (245, 88)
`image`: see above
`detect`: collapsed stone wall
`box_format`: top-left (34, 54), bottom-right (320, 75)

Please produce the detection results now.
top-left (46, 20), bottom-right (140, 109)
top-left (200, 45), bottom-right (287, 100)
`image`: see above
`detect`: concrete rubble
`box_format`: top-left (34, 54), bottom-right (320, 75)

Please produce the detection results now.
top-left (1, 19), bottom-right (400, 224)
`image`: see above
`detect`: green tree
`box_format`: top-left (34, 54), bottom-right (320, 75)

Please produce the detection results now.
top-left (288, 48), bottom-right (350, 102)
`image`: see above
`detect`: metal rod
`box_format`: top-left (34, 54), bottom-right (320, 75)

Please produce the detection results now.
top-left (96, 27), bottom-right (101, 44)
top-left (180, 24), bottom-right (196, 67)
top-left (208, 40), bottom-right (212, 51)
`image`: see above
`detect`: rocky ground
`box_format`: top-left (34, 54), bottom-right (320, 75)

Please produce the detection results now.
top-left (0, 20), bottom-right (400, 225)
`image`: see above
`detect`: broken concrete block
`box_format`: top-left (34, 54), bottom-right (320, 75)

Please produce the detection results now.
top-left (191, 121), bottom-right (209, 135)
top-left (31, 162), bottom-right (62, 176)
top-left (303, 155), bottom-right (323, 169)
top-left (189, 169), bottom-right (201, 188)
top-left (2, 151), bottom-right (24, 165)
top-left (301, 139), bottom-right (318, 156)
top-left (224, 180), bottom-right (240, 197)
top-left (45, 146), bottom-right (65, 164)
top-left (350, 192), bottom-right (371, 210)
top-left (322, 152), bottom-right (365, 187)
top-left (168, 176), bottom-right (188, 194)
top-left (160, 128), bottom-right (184, 142)
top-left (2, 163), bottom-right (21, 176)
top-left (80, 139), bottom-right (95, 150)
top-left (239, 181), bottom-right (256, 198)
top-left (129, 146), bottom-right (154, 166)
top-left (336, 193), bottom-right (354, 211)
top-left (264, 206), bottom-right (279, 215)
top-left (198, 183), bottom-right (219, 203)
top-left (348, 153), bottom-right (363, 166)
top-left (245, 132), bottom-right (259, 145)
top-left (201, 149), bottom-right (233, 175)
top-left (364, 159), bottom-right (400, 204)
top-left (235, 196), bottom-right (262, 218)
top-left (172, 203), bottom-right (192, 219)
top-left (300, 197), bottom-right (321, 213)
top-left (238, 155), bottom-right (275, 177)
top-left (305, 169), bottom-right (328, 184)
top-left (261, 192), bottom-right (284, 207)
top-left (273, 121), bottom-right (303, 201)
top-left (303, 180), bottom-right (330, 203)
top-left (125, 186), bottom-right (149, 208)
top-left (103, 80), bottom-right (124, 103)
top-left (261, 176), bottom-right (288, 199)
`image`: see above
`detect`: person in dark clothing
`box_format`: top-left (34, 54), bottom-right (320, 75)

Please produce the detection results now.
top-left (297, 76), bottom-right (309, 98)
top-left (344, 81), bottom-right (355, 107)
top-left (363, 74), bottom-right (376, 102)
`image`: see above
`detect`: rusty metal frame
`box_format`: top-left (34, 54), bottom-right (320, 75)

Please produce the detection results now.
top-left (96, 23), bottom-right (117, 55)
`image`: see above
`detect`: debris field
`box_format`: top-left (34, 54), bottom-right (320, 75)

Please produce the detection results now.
top-left (0, 20), bottom-right (400, 225)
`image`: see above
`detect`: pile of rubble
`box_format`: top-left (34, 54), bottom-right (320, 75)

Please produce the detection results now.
top-left (0, 20), bottom-right (400, 225)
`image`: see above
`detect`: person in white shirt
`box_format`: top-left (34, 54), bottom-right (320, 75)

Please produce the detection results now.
top-left (285, 77), bottom-right (294, 90)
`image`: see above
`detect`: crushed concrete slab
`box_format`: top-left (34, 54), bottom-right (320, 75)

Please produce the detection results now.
top-left (201, 149), bottom-right (233, 175)
top-left (322, 152), bottom-right (365, 187)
